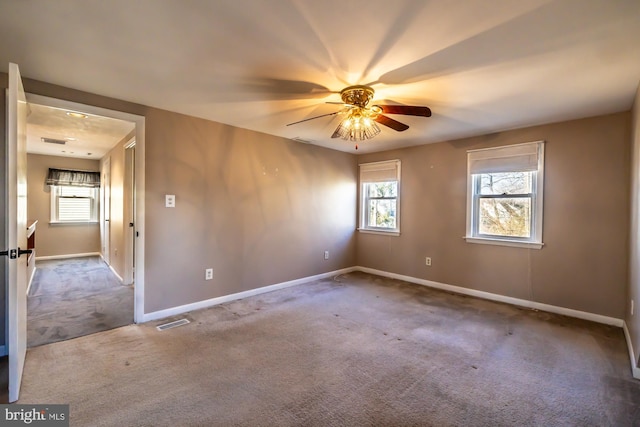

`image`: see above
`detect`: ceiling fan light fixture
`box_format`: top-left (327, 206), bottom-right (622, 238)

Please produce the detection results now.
top-left (335, 109), bottom-right (381, 143)
top-left (287, 83), bottom-right (430, 150)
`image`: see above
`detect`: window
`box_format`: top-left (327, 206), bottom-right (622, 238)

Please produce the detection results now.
top-left (46, 168), bottom-right (100, 223)
top-left (359, 160), bottom-right (401, 234)
top-left (51, 185), bottom-right (98, 223)
top-left (465, 141), bottom-right (544, 248)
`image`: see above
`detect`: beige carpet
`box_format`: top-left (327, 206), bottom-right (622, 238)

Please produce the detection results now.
top-left (14, 272), bottom-right (640, 426)
top-left (27, 256), bottom-right (134, 347)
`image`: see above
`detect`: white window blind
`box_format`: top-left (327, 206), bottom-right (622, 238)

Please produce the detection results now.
top-left (360, 160), bottom-right (400, 182)
top-left (468, 142), bottom-right (542, 174)
top-left (52, 186), bottom-right (97, 222)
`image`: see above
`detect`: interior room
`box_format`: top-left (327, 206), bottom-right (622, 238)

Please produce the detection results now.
top-left (0, 0), bottom-right (639, 425)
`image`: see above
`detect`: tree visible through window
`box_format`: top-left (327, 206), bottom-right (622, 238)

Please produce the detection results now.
top-left (366, 181), bottom-right (397, 229)
top-left (477, 172), bottom-right (532, 238)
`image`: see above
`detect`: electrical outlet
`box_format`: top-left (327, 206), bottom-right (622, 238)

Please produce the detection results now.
top-left (205, 268), bottom-right (213, 280)
top-left (324, 250), bottom-right (329, 260)
top-left (425, 257), bottom-right (432, 266)
top-left (165, 194), bottom-right (176, 208)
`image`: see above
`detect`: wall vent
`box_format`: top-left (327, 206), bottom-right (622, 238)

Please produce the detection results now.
top-left (156, 318), bottom-right (190, 331)
top-left (41, 137), bottom-right (66, 145)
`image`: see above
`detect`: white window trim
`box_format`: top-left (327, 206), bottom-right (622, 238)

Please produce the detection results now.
top-left (50, 185), bottom-right (99, 224)
top-left (358, 159), bottom-right (401, 235)
top-left (464, 141), bottom-right (545, 249)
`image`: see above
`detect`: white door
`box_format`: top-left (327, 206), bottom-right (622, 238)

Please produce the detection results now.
top-left (6, 62), bottom-right (29, 402)
top-left (102, 156), bottom-right (111, 264)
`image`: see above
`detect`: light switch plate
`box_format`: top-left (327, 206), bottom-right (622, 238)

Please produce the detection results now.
top-left (165, 195), bottom-right (175, 208)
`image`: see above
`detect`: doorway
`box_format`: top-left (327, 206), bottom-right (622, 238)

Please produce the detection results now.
top-left (24, 94), bottom-right (145, 343)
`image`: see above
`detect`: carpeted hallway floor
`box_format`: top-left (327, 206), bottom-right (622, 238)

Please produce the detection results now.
top-left (15, 272), bottom-right (640, 426)
top-left (27, 256), bottom-right (134, 347)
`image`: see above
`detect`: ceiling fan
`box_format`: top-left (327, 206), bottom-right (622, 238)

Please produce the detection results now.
top-left (287, 85), bottom-right (431, 149)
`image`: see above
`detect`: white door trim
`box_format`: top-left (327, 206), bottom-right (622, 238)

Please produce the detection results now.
top-left (124, 140), bottom-right (135, 285)
top-left (102, 156), bottom-right (111, 265)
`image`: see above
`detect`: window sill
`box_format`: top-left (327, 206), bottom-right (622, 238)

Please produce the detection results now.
top-left (358, 228), bottom-right (400, 237)
top-left (464, 236), bottom-right (543, 249)
top-left (50, 221), bottom-right (99, 226)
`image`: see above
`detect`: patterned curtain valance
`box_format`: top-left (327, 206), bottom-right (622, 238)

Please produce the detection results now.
top-left (46, 168), bottom-right (101, 188)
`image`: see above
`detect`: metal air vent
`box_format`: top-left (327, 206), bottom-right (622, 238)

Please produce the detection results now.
top-left (41, 137), bottom-right (66, 145)
top-left (156, 318), bottom-right (190, 331)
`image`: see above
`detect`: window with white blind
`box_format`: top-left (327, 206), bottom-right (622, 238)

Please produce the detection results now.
top-left (50, 185), bottom-right (98, 223)
top-left (465, 141), bottom-right (545, 249)
top-left (359, 160), bottom-right (401, 235)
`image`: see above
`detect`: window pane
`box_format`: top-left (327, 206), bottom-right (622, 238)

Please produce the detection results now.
top-left (368, 199), bottom-right (396, 228)
top-left (55, 185), bottom-right (95, 222)
top-left (59, 198), bottom-right (92, 221)
top-left (479, 172), bottom-right (532, 195)
top-left (478, 197), bottom-right (531, 238)
top-left (367, 181), bottom-right (397, 198)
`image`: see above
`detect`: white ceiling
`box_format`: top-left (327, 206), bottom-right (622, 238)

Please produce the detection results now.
top-left (1, 0), bottom-right (639, 154)
top-left (26, 103), bottom-right (135, 159)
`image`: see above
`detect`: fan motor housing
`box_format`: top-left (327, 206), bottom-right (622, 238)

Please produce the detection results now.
top-left (340, 85), bottom-right (375, 107)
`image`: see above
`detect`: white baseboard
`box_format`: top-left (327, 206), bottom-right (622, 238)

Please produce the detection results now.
top-left (0, 345), bottom-right (6, 357)
top-left (108, 265), bottom-right (124, 283)
top-left (36, 252), bottom-right (101, 261)
top-left (141, 267), bottom-right (357, 323)
top-left (356, 266), bottom-right (624, 327)
top-left (623, 322), bottom-right (640, 379)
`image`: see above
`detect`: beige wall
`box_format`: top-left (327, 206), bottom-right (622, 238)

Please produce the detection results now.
top-left (629, 82), bottom-right (640, 367)
top-left (27, 154), bottom-right (101, 257)
top-left (356, 113), bottom-right (631, 319)
top-left (144, 109), bottom-right (357, 311)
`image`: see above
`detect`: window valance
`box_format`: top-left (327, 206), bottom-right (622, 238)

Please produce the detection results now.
top-left (467, 141), bottom-right (543, 174)
top-left (359, 159), bottom-right (401, 183)
top-left (46, 168), bottom-right (101, 188)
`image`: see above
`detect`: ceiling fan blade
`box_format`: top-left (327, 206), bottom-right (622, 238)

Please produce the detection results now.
top-left (237, 78), bottom-right (335, 101)
top-left (286, 111), bottom-right (340, 126)
top-left (375, 105), bottom-right (432, 117)
top-left (375, 114), bottom-right (409, 132)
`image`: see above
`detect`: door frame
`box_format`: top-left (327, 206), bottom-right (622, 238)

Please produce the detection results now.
top-left (123, 139), bottom-right (135, 285)
top-left (102, 156), bottom-right (111, 266)
top-left (26, 93), bottom-right (146, 324)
